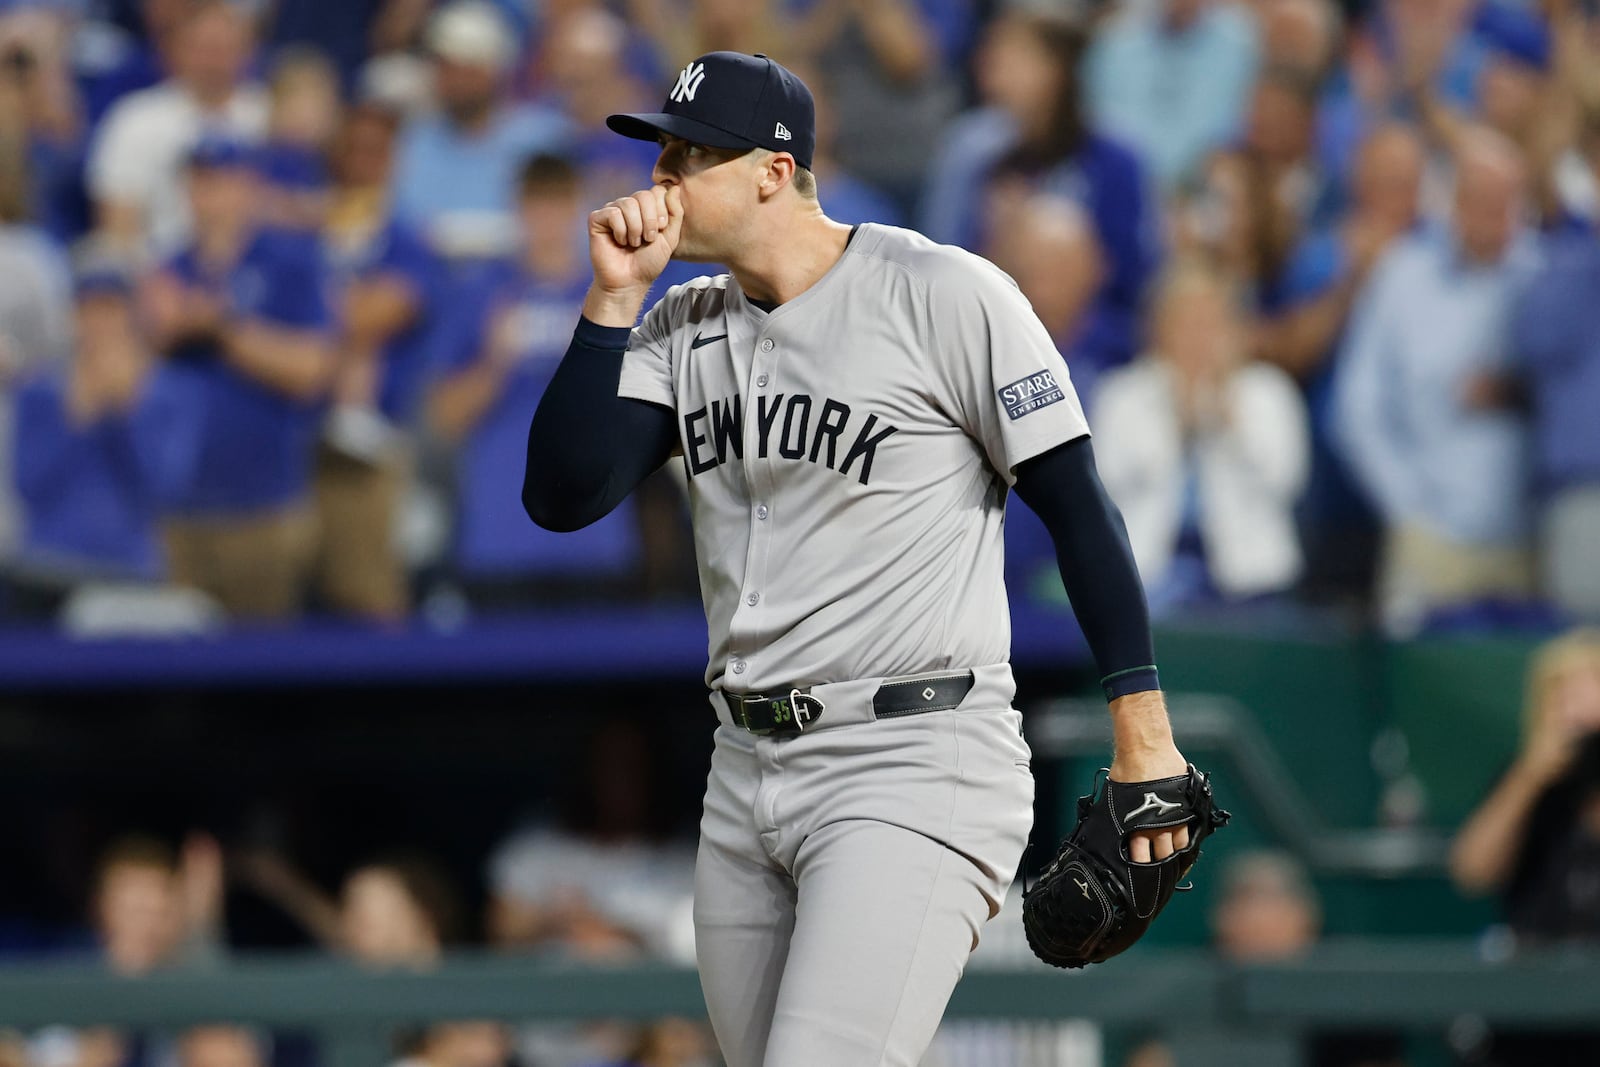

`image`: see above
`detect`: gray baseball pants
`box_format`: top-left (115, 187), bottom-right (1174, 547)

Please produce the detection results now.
top-left (692, 705), bottom-right (1035, 1067)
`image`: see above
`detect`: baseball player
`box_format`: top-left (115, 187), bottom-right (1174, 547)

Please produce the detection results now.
top-left (523, 52), bottom-right (1191, 1067)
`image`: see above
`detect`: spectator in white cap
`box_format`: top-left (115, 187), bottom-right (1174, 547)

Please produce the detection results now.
top-left (391, 0), bottom-right (571, 263)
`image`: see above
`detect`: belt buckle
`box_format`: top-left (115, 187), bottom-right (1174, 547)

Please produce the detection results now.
top-left (733, 698), bottom-right (772, 736)
top-left (786, 688), bottom-right (824, 732)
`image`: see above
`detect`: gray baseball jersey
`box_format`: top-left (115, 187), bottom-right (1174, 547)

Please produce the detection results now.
top-left (617, 223), bottom-right (1091, 699)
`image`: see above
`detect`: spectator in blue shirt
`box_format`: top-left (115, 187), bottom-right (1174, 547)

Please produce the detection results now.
top-left (1085, 0), bottom-right (1260, 190)
top-left (1261, 122), bottom-right (1426, 602)
top-left (0, 6), bottom-right (92, 243)
top-left (1175, 66), bottom-right (1335, 318)
top-left (314, 101), bottom-right (442, 623)
top-left (1333, 128), bottom-right (1539, 634)
top-left (428, 154), bottom-right (642, 607)
top-left (8, 263), bottom-right (167, 619)
top-left (1313, 0), bottom-right (1486, 186)
top-left (141, 135), bottom-right (334, 621)
top-left (1511, 105), bottom-right (1600, 620)
top-left (927, 11), bottom-right (1157, 370)
top-left (1393, 3), bottom-right (1575, 231)
top-left (1262, 123), bottom-right (1427, 385)
top-left (256, 47), bottom-right (340, 233)
top-left (0, 123), bottom-right (74, 572)
top-left (392, 1), bottom-right (570, 264)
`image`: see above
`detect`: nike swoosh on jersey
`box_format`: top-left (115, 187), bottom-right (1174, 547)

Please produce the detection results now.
top-left (691, 332), bottom-right (729, 350)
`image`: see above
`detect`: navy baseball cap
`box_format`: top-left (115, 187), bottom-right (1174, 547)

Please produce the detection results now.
top-left (607, 52), bottom-right (815, 170)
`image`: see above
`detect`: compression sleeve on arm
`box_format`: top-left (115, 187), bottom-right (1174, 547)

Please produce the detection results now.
top-left (521, 317), bottom-right (679, 532)
top-left (1011, 435), bottom-right (1160, 702)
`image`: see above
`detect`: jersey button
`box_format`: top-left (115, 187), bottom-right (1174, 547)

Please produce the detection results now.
top-left (746, 592), bottom-right (761, 606)
top-left (755, 504), bottom-right (769, 520)
top-left (756, 374), bottom-right (769, 387)
top-left (731, 660), bottom-right (746, 675)
top-left (760, 338), bottom-right (775, 352)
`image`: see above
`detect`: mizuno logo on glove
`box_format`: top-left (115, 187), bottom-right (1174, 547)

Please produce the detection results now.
top-left (1125, 792), bottom-right (1182, 820)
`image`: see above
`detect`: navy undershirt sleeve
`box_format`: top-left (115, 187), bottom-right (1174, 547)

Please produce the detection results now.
top-left (1011, 435), bottom-right (1160, 701)
top-left (522, 317), bottom-right (678, 532)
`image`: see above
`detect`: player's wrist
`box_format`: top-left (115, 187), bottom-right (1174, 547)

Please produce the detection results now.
top-left (1107, 689), bottom-right (1178, 762)
top-left (583, 284), bottom-right (651, 328)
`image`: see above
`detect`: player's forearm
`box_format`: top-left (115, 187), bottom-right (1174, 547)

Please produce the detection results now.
top-left (522, 318), bottom-right (678, 532)
top-left (1013, 437), bottom-right (1160, 702)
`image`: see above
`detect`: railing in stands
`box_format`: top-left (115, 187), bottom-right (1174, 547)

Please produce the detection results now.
top-left (2, 945), bottom-right (1597, 1067)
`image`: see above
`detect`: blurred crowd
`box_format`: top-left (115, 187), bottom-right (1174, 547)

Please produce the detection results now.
top-left (0, 0), bottom-right (1592, 637)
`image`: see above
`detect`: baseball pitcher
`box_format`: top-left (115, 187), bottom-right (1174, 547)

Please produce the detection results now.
top-left (523, 51), bottom-right (1225, 1067)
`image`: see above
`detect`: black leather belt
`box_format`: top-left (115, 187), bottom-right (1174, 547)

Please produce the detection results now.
top-left (723, 670), bottom-right (975, 736)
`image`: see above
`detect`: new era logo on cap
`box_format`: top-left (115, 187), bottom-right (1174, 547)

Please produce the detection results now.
top-left (606, 51), bottom-right (816, 170)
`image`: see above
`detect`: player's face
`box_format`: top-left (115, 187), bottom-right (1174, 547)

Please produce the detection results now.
top-left (652, 135), bottom-right (759, 261)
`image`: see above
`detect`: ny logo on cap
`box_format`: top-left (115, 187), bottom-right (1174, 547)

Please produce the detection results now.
top-left (670, 61), bottom-right (707, 103)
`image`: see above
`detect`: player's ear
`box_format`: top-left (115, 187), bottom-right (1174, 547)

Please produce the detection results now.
top-left (756, 150), bottom-right (796, 201)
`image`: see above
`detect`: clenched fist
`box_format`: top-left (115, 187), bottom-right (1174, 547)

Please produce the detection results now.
top-left (589, 184), bottom-right (684, 295)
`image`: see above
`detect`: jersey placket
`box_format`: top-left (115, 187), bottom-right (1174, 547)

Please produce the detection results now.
top-left (724, 317), bottom-right (782, 689)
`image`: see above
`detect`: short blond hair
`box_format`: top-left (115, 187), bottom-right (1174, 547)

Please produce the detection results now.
top-left (1522, 628), bottom-right (1600, 742)
top-left (752, 148), bottom-right (817, 200)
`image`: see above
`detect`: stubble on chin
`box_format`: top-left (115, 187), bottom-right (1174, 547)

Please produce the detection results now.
top-left (670, 232), bottom-right (716, 263)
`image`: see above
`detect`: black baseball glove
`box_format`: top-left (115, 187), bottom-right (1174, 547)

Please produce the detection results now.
top-left (1022, 763), bottom-right (1230, 968)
